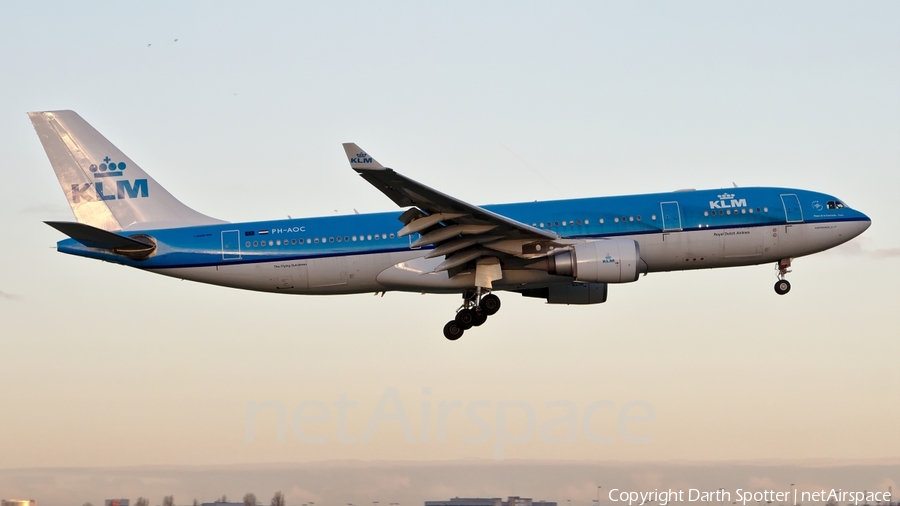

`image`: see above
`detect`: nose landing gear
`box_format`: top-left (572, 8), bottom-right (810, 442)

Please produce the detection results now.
top-left (442, 290), bottom-right (502, 340)
top-left (774, 258), bottom-right (792, 295)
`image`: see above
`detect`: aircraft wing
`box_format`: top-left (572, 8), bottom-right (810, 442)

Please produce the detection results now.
top-left (343, 143), bottom-right (565, 272)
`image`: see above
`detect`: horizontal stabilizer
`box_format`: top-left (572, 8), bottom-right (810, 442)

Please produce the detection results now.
top-left (45, 221), bottom-right (154, 251)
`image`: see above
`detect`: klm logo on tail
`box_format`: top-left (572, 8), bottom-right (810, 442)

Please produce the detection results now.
top-left (71, 156), bottom-right (149, 202)
top-left (89, 156), bottom-right (127, 178)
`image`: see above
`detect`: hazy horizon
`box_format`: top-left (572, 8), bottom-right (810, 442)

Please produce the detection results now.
top-left (1, 460), bottom-right (898, 506)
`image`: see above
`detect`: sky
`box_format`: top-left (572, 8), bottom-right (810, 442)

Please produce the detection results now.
top-left (0, 0), bottom-right (898, 503)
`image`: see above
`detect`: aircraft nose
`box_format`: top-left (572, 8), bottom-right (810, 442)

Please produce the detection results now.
top-left (860, 212), bottom-right (872, 231)
top-left (852, 211), bottom-right (872, 237)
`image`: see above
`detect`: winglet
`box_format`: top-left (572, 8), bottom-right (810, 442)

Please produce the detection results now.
top-left (342, 143), bottom-right (385, 171)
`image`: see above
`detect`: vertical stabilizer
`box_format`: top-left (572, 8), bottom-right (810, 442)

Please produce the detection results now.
top-left (29, 110), bottom-right (225, 231)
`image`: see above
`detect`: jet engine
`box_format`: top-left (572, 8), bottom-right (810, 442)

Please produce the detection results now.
top-left (544, 238), bottom-right (644, 283)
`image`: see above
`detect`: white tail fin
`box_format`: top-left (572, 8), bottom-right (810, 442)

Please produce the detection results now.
top-left (29, 110), bottom-right (225, 231)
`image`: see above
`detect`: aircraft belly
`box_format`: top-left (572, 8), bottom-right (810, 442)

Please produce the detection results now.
top-left (149, 254), bottom-right (394, 295)
top-left (635, 221), bottom-right (860, 273)
top-left (634, 230), bottom-right (723, 271)
top-left (777, 221), bottom-right (867, 258)
top-left (375, 254), bottom-right (570, 292)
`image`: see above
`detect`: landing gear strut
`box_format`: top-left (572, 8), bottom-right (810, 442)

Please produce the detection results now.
top-left (774, 258), bottom-right (792, 295)
top-left (442, 289), bottom-right (502, 340)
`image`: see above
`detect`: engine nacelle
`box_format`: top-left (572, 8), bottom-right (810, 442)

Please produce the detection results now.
top-left (519, 282), bottom-right (609, 305)
top-left (548, 239), bottom-right (643, 283)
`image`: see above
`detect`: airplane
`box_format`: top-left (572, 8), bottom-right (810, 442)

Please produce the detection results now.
top-left (29, 110), bottom-right (871, 340)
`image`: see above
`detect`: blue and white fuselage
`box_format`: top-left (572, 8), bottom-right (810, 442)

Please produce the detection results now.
top-left (57, 188), bottom-right (868, 293)
top-left (30, 111), bottom-right (870, 340)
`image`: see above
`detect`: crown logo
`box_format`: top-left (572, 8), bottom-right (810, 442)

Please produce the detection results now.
top-left (717, 192), bottom-right (735, 200)
top-left (89, 156), bottom-right (127, 178)
top-left (357, 152), bottom-right (367, 158)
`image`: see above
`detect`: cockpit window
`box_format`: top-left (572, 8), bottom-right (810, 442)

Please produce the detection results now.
top-left (826, 201), bottom-right (846, 210)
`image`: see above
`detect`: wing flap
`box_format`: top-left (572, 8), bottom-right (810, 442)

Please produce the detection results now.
top-left (343, 143), bottom-right (564, 276)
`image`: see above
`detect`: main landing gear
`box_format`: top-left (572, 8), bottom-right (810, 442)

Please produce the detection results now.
top-left (774, 258), bottom-right (792, 295)
top-left (443, 290), bottom-right (501, 341)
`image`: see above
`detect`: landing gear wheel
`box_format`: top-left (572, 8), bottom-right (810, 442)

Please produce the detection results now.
top-left (472, 309), bottom-right (488, 327)
top-left (774, 279), bottom-right (791, 295)
top-left (480, 294), bottom-right (501, 315)
top-left (443, 321), bottom-right (464, 340)
top-left (455, 308), bottom-right (476, 329)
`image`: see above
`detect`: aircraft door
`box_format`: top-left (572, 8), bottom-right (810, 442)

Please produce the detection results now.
top-left (221, 230), bottom-right (241, 260)
top-left (308, 256), bottom-right (349, 287)
top-left (660, 202), bottom-right (682, 231)
top-left (781, 194), bottom-right (804, 223)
